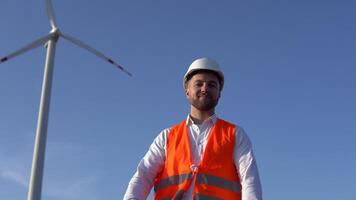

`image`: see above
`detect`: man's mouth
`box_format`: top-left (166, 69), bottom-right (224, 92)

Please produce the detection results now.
top-left (198, 93), bottom-right (211, 99)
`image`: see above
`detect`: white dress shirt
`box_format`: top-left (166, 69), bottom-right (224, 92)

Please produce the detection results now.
top-left (124, 115), bottom-right (262, 200)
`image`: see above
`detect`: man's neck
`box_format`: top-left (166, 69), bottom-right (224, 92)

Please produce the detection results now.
top-left (190, 107), bottom-right (215, 124)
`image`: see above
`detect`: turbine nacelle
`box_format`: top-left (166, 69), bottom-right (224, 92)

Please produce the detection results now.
top-left (48, 28), bottom-right (60, 43)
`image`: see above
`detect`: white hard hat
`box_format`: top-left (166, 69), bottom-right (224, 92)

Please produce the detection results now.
top-left (183, 57), bottom-right (224, 89)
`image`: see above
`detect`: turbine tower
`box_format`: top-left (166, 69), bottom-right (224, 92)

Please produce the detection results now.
top-left (0, 1), bottom-right (132, 200)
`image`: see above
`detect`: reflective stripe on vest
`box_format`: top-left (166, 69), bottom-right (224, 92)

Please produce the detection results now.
top-left (154, 173), bottom-right (193, 192)
top-left (154, 173), bottom-right (241, 193)
top-left (160, 192), bottom-right (223, 200)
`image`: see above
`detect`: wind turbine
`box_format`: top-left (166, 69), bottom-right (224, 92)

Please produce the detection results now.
top-left (0, 1), bottom-right (132, 200)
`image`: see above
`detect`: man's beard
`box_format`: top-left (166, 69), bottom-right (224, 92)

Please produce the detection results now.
top-left (191, 94), bottom-right (219, 111)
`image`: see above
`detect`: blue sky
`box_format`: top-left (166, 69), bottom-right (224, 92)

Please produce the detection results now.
top-left (1, 0), bottom-right (355, 199)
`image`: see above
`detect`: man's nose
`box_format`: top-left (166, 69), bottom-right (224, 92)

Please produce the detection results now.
top-left (200, 83), bottom-right (209, 92)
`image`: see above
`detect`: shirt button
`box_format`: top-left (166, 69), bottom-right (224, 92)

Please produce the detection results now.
top-left (190, 164), bottom-right (199, 173)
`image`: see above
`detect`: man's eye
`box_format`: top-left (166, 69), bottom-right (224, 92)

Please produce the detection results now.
top-left (209, 83), bottom-right (217, 88)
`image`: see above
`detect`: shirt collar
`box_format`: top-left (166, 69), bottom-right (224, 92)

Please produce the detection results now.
top-left (186, 114), bottom-right (217, 126)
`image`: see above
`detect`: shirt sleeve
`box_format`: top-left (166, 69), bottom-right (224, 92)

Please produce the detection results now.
top-left (234, 126), bottom-right (263, 200)
top-left (123, 128), bottom-right (169, 200)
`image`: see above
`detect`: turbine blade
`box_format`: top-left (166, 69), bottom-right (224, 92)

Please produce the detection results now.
top-left (60, 33), bottom-right (132, 77)
top-left (0, 34), bottom-right (52, 64)
top-left (46, 0), bottom-right (57, 29)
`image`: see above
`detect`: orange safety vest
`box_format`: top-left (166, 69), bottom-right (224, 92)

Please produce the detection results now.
top-left (154, 118), bottom-right (242, 200)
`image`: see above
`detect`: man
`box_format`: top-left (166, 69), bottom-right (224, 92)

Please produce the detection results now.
top-left (124, 57), bottom-right (262, 200)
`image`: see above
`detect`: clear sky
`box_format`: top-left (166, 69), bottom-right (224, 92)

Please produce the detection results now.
top-left (1, 0), bottom-right (355, 199)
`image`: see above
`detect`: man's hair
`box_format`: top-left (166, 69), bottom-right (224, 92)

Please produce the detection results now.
top-left (184, 69), bottom-right (223, 90)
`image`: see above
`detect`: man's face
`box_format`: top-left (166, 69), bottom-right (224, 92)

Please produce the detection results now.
top-left (185, 72), bottom-right (221, 111)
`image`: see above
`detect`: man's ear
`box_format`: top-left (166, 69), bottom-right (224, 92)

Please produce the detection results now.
top-left (185, 88), bottom-right (189, 98)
